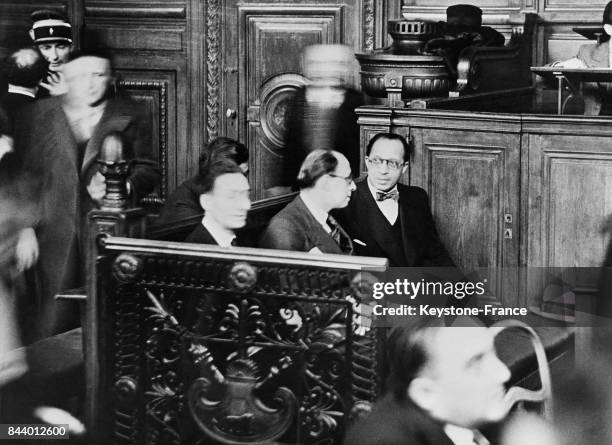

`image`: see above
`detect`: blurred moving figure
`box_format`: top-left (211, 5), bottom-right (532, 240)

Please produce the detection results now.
top-left (281, 44), bottom-right (363, 190)
top-left (0, 112), bottom-right (34, 387)
top-left (344, 318), bottom-right (512, 445)
top-left (29, 9), bottom-right (73, 97)
top-left (14, 48), bottom-right (160, 340)
top-left (157, 137), bottom-right (249, 227)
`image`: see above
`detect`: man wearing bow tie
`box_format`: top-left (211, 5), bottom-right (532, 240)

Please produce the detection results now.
top-left (336, 132), bottom-right (455, 267)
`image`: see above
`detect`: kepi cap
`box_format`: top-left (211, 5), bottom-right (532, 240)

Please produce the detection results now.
top-left (29, 10), bottom-right (72, 44)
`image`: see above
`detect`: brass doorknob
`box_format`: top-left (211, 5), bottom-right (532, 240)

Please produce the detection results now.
top-left (226, 108), bottom-right (237, 119)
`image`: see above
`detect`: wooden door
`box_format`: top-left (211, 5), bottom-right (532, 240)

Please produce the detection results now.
top-left (221, 0), bottom-right (363, 200)
top-left (409, 115), bottom-right (522, 309)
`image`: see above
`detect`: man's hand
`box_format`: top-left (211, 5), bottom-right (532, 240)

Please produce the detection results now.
top-left (87, 172), bottom-right (107, 204)
top-left (40, 71), bottom-right (67, 96)
top-left (15, 228), bottom-right (39, 272)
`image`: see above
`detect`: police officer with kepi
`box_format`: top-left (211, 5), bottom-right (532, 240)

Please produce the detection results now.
top-left (29, 10), bottom-right (74, 97)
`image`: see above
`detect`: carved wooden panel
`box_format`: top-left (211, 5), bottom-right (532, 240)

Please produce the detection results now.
top-left (410, 127), bottom-right (520, 307)
top-left (118, 72), bottom-right (176, 201)
top-left (401, 0), bottom-right (523, 10)
top-left (526, 134), bottom-right (612, 269)
top-left (543, 0), bottom-right (608, 10)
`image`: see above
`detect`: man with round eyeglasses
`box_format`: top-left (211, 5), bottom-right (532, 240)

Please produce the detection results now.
top-left (335, 132), bottom-right (455, 267)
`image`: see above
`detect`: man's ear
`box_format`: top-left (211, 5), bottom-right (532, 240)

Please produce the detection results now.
top-left (401, 163), bottom-right (409, 175)
top-left (199, 193), bottom-right (209, 212)
top-left (407, 377), bottom-right (436, 412)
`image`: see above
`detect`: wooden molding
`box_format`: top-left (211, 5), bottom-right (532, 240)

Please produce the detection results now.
top-left (118, 79), bottom-right (169, 200)
top-left (206, 0), bottom-right (220, 140)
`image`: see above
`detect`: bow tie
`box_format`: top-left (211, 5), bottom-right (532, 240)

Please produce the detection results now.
top-left (376, 189), bottom-right (399, 201)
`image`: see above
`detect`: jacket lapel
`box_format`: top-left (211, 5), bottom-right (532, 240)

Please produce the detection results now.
top-left (295, 197), bottom-right (343, 254)
top-left (80, 99), bottom-right (132, 175)
top-left (398, 185), bottom-right (418, 266)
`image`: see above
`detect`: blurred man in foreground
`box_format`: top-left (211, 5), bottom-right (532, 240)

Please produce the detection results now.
top-left (15, 48), bottom-right (160, 339)
top-left (344, 318), bottom-right (511, 445)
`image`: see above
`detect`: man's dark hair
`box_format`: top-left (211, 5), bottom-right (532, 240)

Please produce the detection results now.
top-left (195, 158), bottom-right (243, 195)
top-left (295, 149), bottom-right (338, 189)
top-left (385, 318), bottom-right (444, 401)
top-left (198, 137), bottom-right (249, 176)
top-left (366, 132), bottom-right (411, 162)
top-left (2, 48), bottom-right (47, 88)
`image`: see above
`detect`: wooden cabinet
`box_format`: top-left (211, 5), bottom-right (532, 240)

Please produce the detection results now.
top-left (357, 107), bottom-right (612, 308)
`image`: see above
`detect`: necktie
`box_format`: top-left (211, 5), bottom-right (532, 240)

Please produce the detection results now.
top-left (376, 189), bottom-right (399, 201)
top-left (326, 215), bottom-right (353, 254)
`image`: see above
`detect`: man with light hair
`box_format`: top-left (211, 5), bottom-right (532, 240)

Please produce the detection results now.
top-left (260, 149), bottom-right (356, 254)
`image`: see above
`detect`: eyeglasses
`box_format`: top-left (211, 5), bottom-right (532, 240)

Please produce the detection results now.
top-left (366, 156), bottom-right (405, 170)
top-left (328, 173), bottom-right (354, 185)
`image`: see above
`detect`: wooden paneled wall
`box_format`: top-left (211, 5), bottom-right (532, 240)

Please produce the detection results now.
top-left (2, 0), bottom-right (611, 200)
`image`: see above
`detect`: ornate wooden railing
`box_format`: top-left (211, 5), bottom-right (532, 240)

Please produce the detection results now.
top-left (85, 236), bottom-right (387, 445)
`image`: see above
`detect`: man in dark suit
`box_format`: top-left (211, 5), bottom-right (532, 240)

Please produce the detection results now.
top-left (1, 48), bottom-right (47, 119)
top-left (344, 318), bottom-right (511, 445)
top-left (15, 48), bottom-right (160, 339)
top-left (184, 158), bottom-right (251, 247)
top-left (260, 149), bottom-right (355, 254)
top-left (336, 132), bottom-right (455, 268)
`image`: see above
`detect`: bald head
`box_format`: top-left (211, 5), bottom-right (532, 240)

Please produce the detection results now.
top-left (297, 149), bottom-right (355, 210)
top-left (3, 48), bottom-right (47, 88)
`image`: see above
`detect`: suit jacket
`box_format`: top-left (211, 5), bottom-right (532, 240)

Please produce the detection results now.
top-left (15, 95), bottom-right (160, 338)
top-left (259, 195), bottom-right (349, 254)
top-left (185, 224), bottom-right (253, 247)
top-left (343, 394), bottom-right (455, 445)
top-left (157, 176), bottom-right (202, 226)
top-left (335, 179), bottom-right (455, 268)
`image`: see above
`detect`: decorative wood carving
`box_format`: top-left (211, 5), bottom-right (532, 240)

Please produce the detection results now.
top-left (206, 0), bottom-right (220, 140)
top-left (363, 0), bottom-right (375, 51)
top-left (87, 237), bottom-right (386, 444)
top-left (85, 5), bottom-right (187, 19)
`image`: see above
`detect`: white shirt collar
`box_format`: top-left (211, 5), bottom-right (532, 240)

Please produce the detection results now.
top-left (366, 177), bottom-right (398, 201)
top-left (299, 191), bottom-right (330, 232)
top-left (7, 84), bottom-right (36, 98)
top-left (443, 424), bottom-right (477, 445)
top-left (201, 215), bottom-right (236, 247)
